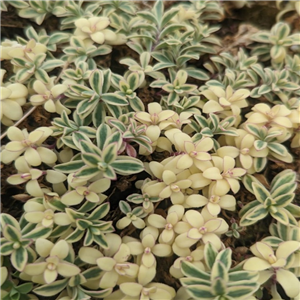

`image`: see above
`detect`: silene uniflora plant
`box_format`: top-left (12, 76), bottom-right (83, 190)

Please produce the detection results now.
top-left (0, 1), bottom-right (299, 300)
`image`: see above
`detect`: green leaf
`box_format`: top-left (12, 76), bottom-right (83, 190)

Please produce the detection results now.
top-left (82, 153), bottom-right (102, 167)
top-left (65, 228), bottom-right (85, 243)
top-left (111, 157), bottom-right (144, 175)
top-left (270, 208), bottom-right (289, 225)
top-left (88, 203), bottom-right (110, 221)
top-left (252, 182), bottom-right (271, 203)
top-left (15, 282), bottom-right (33, 294)
top-left (119, 200), bottom-right (131, 214)
top-left (183, 285), bottom-right (215, 299)
top-left (3, 225), bottom-right (21, 242)
top-left (181, 261), bottom-right (210, 281)
top-left (271, 170), bottom-right (296, 193)
top-left (186, 68), bottom-right (210, 81)
top-left (212, 277), bottom-right (226, 296)
top-left (11, 246), bottom-right (27, 271)
top-left (268, 143), bottom-right (287, 156)
top-left (137, 11), bottom-right (157, 25)
top-left (0, 242), bottom-right (14, 255)
top-left (33, 278), bottom-right (68, 296)
top-left (89, 70), bottom-right (102, 95)
top-left (204, 242), bottom-right (218, 270)
top-left (229, 270), bottom-right (259, 282)
top-left (227, 284), bottom-right (259, 299)
top-left (82, 267), bottom-right (102, 280)
top-left (242, 175), bottom-right (259, 193)
top-left (22, 226), bottom-right (52, 239)
top-left (75, 167), bottom-right (100, 179)
top-left (54, 160), bottom-right (85, 173)
top-left (153, 0), bottom-right (163, 25)
top-left (261, 236), bottom-right (283, 248)
top-left (101, 93), bottom-right (128, 106)
top-left (161, 8), bottom-right (178, 27)
top-left (216, 248), bottom-right (231, 270)
top-left (159, 24), bottom-right (184, 39)
top-left (253, 157), bottom-right (267, 172)
top-left (271, 182), bottom-right (297, 199)
top-left (102, 142), bottom-right (118, 164)
top-left (273, 193), bottom-right (294, 207)
top-left (127, 72), bottom-right (140, 91)
top-left (93, 233), bottom-right (108, 249)
top-left (254, 140), bottom-right (267, 151)
top-left (240, 205), bottom-right (268, 226)
top-left (41, 59), bottom-right (64, 71)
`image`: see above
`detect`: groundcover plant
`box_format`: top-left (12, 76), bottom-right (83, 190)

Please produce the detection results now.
top-left (0, 1), bottom-right (300, 299)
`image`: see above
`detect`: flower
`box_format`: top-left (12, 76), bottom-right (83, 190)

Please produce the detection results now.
top-left (1, 126), bottom-right (56, 166)
top-left (0, 69), bottom-right (28, 126)
top-left (24, 239), bottom-right (80, 284)
top-left (74, 16), bottom-right (126, 45)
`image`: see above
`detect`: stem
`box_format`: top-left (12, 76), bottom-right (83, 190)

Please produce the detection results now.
top-left (1, 61), bottom-right (70, 141)
top-left (0, 106), bottom-right (36, 140)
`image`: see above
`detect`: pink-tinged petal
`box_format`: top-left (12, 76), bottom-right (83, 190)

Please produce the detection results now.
top-left (2, 100), bottom-right (23, 121)
top-left (114, 244), bottom-right (130, 263)
top-left (51, 84), bottom-right (67, 98)
top-left (203, 101), bottom-right (223, 113)
top-left (99, 270), bottom-right (119, 289)
top-left (148, 102), bottom-right (162, 115)
top-left (276, 241), bottom-right (300, 259)
top-left (37, 147), bottom-right (57, 164)
top-left (147, 214), bottom-right (166, 228)
top-left (175, 233), bottom-right (198, 248)
top-left (28, 130), bottom-right (44, 143)
top-left (251, 242), bottom-right (273, 261)
top-left (42, 218), bottom-right (53, 227)
top-left (50, 240), bottom-right (69, 259)
top-left (30, 94), bottom-right (45, 105)
top-left (244, 257), bottom-right (271, 271)
top-left (196, 138), bottom-right (214, 152)
top-left (1, 87), bottom-right (12, 99)
top-left (273, 116), bottom-right (293, 128)
top-left (24, 148), bottom-right (41, 166)
top-left (25, 211), bottom-right (44, 223)
top-left (185, 194), bottom-right (208, 208)
top-left (172, 242), bottom-right (191, 257)
top-left (7, 174), bottom-right (28, 185)
top-left (148, 161), bottom-right (164, 179)
top-left (247, 113), bottom-right (269, 123)
top-left (240, 154), bottom-right (253, 169)
top-left (126, 241), bottom-right (144, 256)
top-left (44, 269), bottom-right (57, 284)
top-left (35, 239), bottom-right (53, 257)
top-left (142, 234), bottom-right (155, 248)
top-left (33, 80), bottom-right (47, 95)
top-left (207, 202), bottom-right (221, 216)
top-left (138, 265), bottom-right (156, 286)
top-left (226, 178), bottom-right (240, 194)
top-left (167, 208), bottom-right (182, 223)
top-left (142, 252), bottom-right (156, 268)
top-left (162, 170), bottom-right (176, 185)
top-left (97, 257), bottom-right (116, 271)
top-left (271, 258), bottom-right (286, 268)
top-left (102, 29), bottom-right (117, 44)
top-left (187, 228), bottom-right (203, 240)
top-left (189, 173), bottom-right (211, 189)
top-left (203, 167), bottom-right (222, 180)
top-left (241, 133), bottom-right (255, 149)
top-left (231, 168), bottom-right (246, 177)
top-left (44, 99), bottom-right (56, 113)
top-left (217, 146), bottom-right (239, 158)
top-left (78, 246), bottom-right (103, 264)
top-left (170, 192), bottom-right (185, 204)
top-left (174, 221), bottom-right (192, 234)
top-left (132, 218), bottom-right (145, 229)
top-left (120, 282), bottom-right (143, 297)
top-left (152, 243), bottom-right (172, 257)
top-left (258, 270), bottom-right (273, 285)
top-left (176, 179), bottom-right (192, 189)
top-left (276, 269), bottom-right (300, 298)
top-left (26, 180), bottom-right (43, 197)
top-left (204, 219), bottom-right (222, 232)
top-left (24, 262), bottom-right (47, 276)
top-left (176, 154), bottom-right (193, 169)
top-left (89, 178), bottom-right (111, 193)
top-left (57, 261), bottom-right (80, 277)
top-left (135, 112), bottom-right (152, 123)
top-left (90, 32), bottom-right (105, 44)
top-left (183, 141), bottom-right (195, 153)
top-left (185, 210), bottom-right (204, 228)
top-left (195, 152), bottom-right (211, 161)
top-left (202, 233), bottom-right (222, 250)
top-left (5, 141), bottom-right (25, 152)
top-left (219, 195), bottom-right (236, 210)
top-left (223, 156), bottom-right (235, 171)
top-left (7, 127), bottom-right (24, 141)
top-left (85, 191), bottom-right (99, 203)
top-left (146, 125), bottom-right (160, 142)
top-left (53, 213), bottom-right (72, 226)
top-left (159, 186), bottom-right (172, 199)
top-left (212, 179), bottom-right (230, 196)
top-left (61, 190), bottom-right (84, 206)
top-left (160, 229), bottom-right (175, 244)
top-left (144, 182), bottom-right (165, 197)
